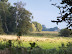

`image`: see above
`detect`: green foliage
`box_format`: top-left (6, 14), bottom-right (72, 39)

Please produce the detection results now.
top-left (27, 32), bottom-right (58, 37)
top-left (58, 42), bottom-right (72, 54)
top-left (32, 22), bottom-right (42, 32)
top-left (0, 38), bottom-right (72, 54)
top-left (70, 30), bottom-right (72, 34)
top-left (0, 40), bottom-right (72, 54)
top-left (17, 31), bottom-right (22, 36)
top-left (59, 29), bottom-right (70, 37)
top-left (15, 2), bottom-right (32, 34)
top-left (29, 42), bottom-right (36, 49)
top-left (30, 23), bottom-right (36, 32)
top-left (0, 1), bottom-right (10, 33)
top-left (0, 17), bottom-right (4, 34)
top-left (1, 0), bottom-right (8, 2)
top-left (0, 1), bottom-right (32, 34)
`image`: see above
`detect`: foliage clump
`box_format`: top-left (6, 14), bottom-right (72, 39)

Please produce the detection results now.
top-left (0, 0), bottom-right (32, 35)
top-left (32, 22), bottom-right (42, 32)
top-left (30, 23), bottom-right (36, 32)
top-left (59, 29), bottom-right (70, 37)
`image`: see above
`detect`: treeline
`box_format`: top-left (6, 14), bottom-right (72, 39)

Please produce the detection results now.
top-left (42, 25), bottom-right (60, 32)
top-left (0, 0), bottom-right (33, 34)
top-left (0, 0), bottom-right (43, 35)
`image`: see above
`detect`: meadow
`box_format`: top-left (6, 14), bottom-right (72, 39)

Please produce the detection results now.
top-left (0, 31), bottom-right (72, 49)
top-left (0, 31), bottom-right (72, 54)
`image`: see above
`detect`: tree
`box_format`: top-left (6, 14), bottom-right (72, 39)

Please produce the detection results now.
top-left (0, 0), bottom-right (16, 34)
top-left (59, 29), bottom-right (70, 37)
top-left (7, 6), bottom-right (16, 33)
top-left (30, 23), bottom-right (36, 32)
top-left (0, 0), bottom-right (10, 33)
top-left (0, 16), bottom-right (4, 34)
top-left (42, 25), bottom-right (48, 31)
top-left (0, 1), bottom-right (33, 35)
top-left (14, 1), bottom-right (32, 34)
top-left (51, 0), bottom-right (72, 29)
top-left (32, 22), bottom-right (42, 32)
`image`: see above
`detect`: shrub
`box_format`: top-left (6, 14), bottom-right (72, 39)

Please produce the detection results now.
top-left (59, 29), bottom-right (70, 37)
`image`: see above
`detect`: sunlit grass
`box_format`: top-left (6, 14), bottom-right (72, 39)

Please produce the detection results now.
top-left (0, 31), bottom-right (72, 49)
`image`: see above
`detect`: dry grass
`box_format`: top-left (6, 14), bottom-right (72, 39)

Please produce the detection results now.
top-left (0, 35), bottom-right (51, 41)
top-left (0, 31), bottom-right (58, 40)
top-left (0, 35), bottom-right (71, 42)
top-left (0, 34), bottom-right (72, 49)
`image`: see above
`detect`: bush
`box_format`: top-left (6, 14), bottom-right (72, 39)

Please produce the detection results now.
top-left (59, 29), bottom-right (70, 37)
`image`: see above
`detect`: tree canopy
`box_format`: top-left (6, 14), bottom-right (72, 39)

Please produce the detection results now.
top-left (32, 22), bottom-right (42, 32)
top-left (0, 1), bottom-right (33, 34)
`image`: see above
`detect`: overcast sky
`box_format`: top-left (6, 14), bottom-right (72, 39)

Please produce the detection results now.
top-left (8, 0), bottom-right (67, 29)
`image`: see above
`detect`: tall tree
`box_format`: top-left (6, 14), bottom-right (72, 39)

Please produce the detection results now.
top-left (0, 0), bottom-right (10, 33)
top-left (0, 1), bottom-right (33, 34)
top-left (7, 6), bottom-right (16, 33)
top-left (14, 1), bottom-right (32, 34)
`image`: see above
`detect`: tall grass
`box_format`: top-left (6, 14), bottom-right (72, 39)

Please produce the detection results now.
top-left (0, 31), bottom-right (72, 54)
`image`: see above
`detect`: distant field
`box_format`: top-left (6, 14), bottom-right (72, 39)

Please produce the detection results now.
top-left (31, 31), bottom-right (58, 34)
top-left (0, 31), bottom-right (58, 40)
top-left (28, 31), bottom-right (59, 37)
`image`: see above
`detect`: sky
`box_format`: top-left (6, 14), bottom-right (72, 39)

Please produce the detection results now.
top-left (8, 0), bottom-right (67, 29)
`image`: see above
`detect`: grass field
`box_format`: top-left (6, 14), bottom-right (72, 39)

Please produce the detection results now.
top-left (0, 31), bottom-right (72, 49)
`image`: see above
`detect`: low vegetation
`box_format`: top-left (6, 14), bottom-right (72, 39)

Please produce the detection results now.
top-left (0, 34), bottom-right (72, 54)
top-left (0, 31), bottom-right (72, 54)
top-left (59, 29), bottom-right (72, 37)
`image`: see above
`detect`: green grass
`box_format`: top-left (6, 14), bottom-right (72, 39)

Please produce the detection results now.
top-left (9, 37), bottom-right (71, 49)
top-left (0, 31), bottom-right (72, 50)
top-left (0, 31), bottom-right (72, 54)
top-left (0, 38), bottom-right (71, 50)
